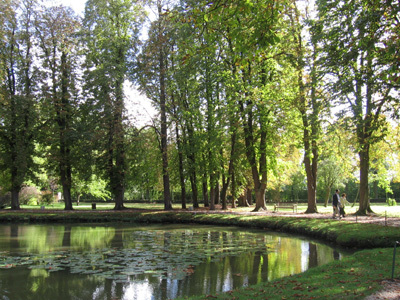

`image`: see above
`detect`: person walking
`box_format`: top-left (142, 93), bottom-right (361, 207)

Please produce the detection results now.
top-left (332, 189), bottom-right (341, 219)
top-left (339, 193), bottom-right (350, 218)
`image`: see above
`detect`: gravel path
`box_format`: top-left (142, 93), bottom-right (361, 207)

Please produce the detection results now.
top-left (195, 208), bottom-right (400, 227)
top-left (364, 280), bottom-right (400, 300)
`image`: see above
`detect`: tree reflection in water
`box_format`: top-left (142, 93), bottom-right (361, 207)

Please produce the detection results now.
top-left (0, 224), bottom-right (351, 299)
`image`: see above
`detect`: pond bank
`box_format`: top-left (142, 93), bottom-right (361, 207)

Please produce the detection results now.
top-left (0, 209), bottom-right (399, 249)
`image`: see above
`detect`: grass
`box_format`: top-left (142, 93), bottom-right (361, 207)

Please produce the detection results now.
top-left (16, 201), bottom-right (400, 217)
top-left (184, 248), bottom-right (395, 300)
top-left (1, 201), bottom-right (400, 299)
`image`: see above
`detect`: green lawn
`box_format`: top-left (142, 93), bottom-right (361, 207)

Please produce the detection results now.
top-left (19, 201), bottom-right (400, 217)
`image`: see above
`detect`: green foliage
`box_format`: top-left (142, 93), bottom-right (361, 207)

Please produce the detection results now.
top-left (0, 0), bottom-right (399, 213)
top-left (0, 192), bottom-right (10, 208)
top-left (19, 186), bottom-right (41, 205)
top-left (40, 192), bottom-right (54, 205)
top-left (387, 198), bottom-right (397, 206)
top-left (83, 0), bottom-right (146, 208)
top-left (0, 0), bottom-right (39, 208)
top-left (314, 0), bottom-right (400, 213)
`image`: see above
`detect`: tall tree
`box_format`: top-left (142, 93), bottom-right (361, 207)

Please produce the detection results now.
top-left (315, 0), bottom-right (399, 215)
top-left (286, 1), bottom-right (325, 213)
top-left (183, 0), bottom-right (292, 211)
top-left (35, 5), bottom-right (81, 210)
top-left (136, 0), bottom-right (175, 210)
top-left (156, 0), bottom-right (173, 210)
top-left (0, 0), bottom-right (38, 209)
top-left (83, 0), bottom-right (145, 210)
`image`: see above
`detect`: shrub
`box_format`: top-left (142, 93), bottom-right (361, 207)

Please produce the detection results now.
top-left (0, 193), bottom-right (11, 208)
top-left (41, 191), bottom-right (54, 205)
top-left (386, 198), bottom-right (397, 206)
top-left (27, 197), bottom-right (39, 205)
top-left (19, 186), bottom-right (41, 205)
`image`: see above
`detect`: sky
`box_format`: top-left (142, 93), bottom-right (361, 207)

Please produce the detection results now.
top-left (49, 0), bottom-right (157, 127)
top-left (53, 0), bottom-right (85, 15)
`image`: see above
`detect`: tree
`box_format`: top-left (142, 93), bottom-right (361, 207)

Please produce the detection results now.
top-left (317, 119), bottom-right (358, 206)
top-left (35, 4), bottom-right (81, 210)
top-left (0, 0), bottom-right (38, 209)
top-left (136, 0), bottom-right (176, 210)
top-left (125, 126), bottom-right (163, 201)
top-left (286, 1), bottom-right (325, 213)
top-left (189, 0), bottom-right (288, 211)
top-left (315, 0), bottom-right (400, 215)
top-left (83, 0), bottom-right (145, 210)
top-left (155, 0), bottom-right (173, 210)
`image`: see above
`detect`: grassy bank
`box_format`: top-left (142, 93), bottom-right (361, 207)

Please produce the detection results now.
top-left (185, 247), bottom-right (396, 300)
top-left (1, 208), bottom-right (399, 249)
top-left (0, 206), bottom-right (400, 299)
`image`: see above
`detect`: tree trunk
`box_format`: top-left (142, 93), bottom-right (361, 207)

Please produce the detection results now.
top-left (357, 147), bottom-right (372, 215)
top-left (112, 73), bottom-right (126, 210)
top-left (209, 174), bottom-right (216, 211)
top-left (114, 122), bottom-right (125, 210)
top-left (299, 42), bottom-right (319, 213)
top-left (10, 189), bottom-right (20, 210)
top-left (60, 51), bottom-right (73, 211)
top-left (304, 145), bottom-right (318, 213)
top-left (303, 126), bottom-right (318, 213)
top-left (254, 186), bottom-right (267, 211)
top-left (190, 172), bottom-right (199, 208)
top-left (202, 176), bottom-right (209, 207)
top-left (177, 130), bottom-right (186, 209)
top-left (171, 97), bottom-right (186, 209)
top-left (214, 181), bottom-right (220, 205)
top-left (238, 194), bottom-right (248, 207)
top-left (324, 185), bottom-right (331, 207)
top-left (239, 91), bottom-right (268, 212)
top-left (231, 172), bottom-right (236, 208)
top-left (61, 175), bottom-right (73, 210)
top-left (114, 186), bottom-right (125, 210)
top-left (158, 3), bottom-right (172, 211)
top-left (221, 175), bottom-right (228, 210)
top-left (246, 187), bottom-right (253, 205)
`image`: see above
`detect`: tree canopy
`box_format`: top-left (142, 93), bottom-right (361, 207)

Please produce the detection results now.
top-left (0, 0), bottom-right (399, 213)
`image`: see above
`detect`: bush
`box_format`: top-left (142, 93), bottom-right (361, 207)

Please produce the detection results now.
top-left (27, 197), bottom-right (39, 205)
top-left (0, 193), bottom-right (11, 208)
top-left (41, 191), bottom-right (54, 205)
top-left (19, 186), bottom-right (41, 205)
top-left (386, 198), bottom-right (397, 206)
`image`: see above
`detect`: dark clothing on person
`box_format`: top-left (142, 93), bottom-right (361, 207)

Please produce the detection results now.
top-left (333, 193), bottom-right (339, 206)
top-left (332, 191), bottom-right (341, 219)
top-left (339, 206), bottom-right (345, 217)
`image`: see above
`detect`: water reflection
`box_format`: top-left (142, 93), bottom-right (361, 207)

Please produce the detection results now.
top-left (0, 224), bottom-right (349, 299)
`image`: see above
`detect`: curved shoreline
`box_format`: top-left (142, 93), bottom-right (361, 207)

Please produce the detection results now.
top-left (0, 209), bottom-right (399, 248)
top-left (1, 209), bottom-right (400, 299)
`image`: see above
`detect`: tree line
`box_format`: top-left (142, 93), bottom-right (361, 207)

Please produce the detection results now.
top-left (0, 0), bottom-right (399, 214)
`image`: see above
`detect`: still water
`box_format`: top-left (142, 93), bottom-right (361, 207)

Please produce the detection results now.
top-left (0, 223), bottom-right (349, 299)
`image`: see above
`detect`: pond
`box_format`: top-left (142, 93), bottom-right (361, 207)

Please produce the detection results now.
top-left (0, 223), bottom-right (350, 299)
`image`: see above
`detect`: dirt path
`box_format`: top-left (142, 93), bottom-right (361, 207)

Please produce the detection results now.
top-left (364, 279), bottom-right (400, 300)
